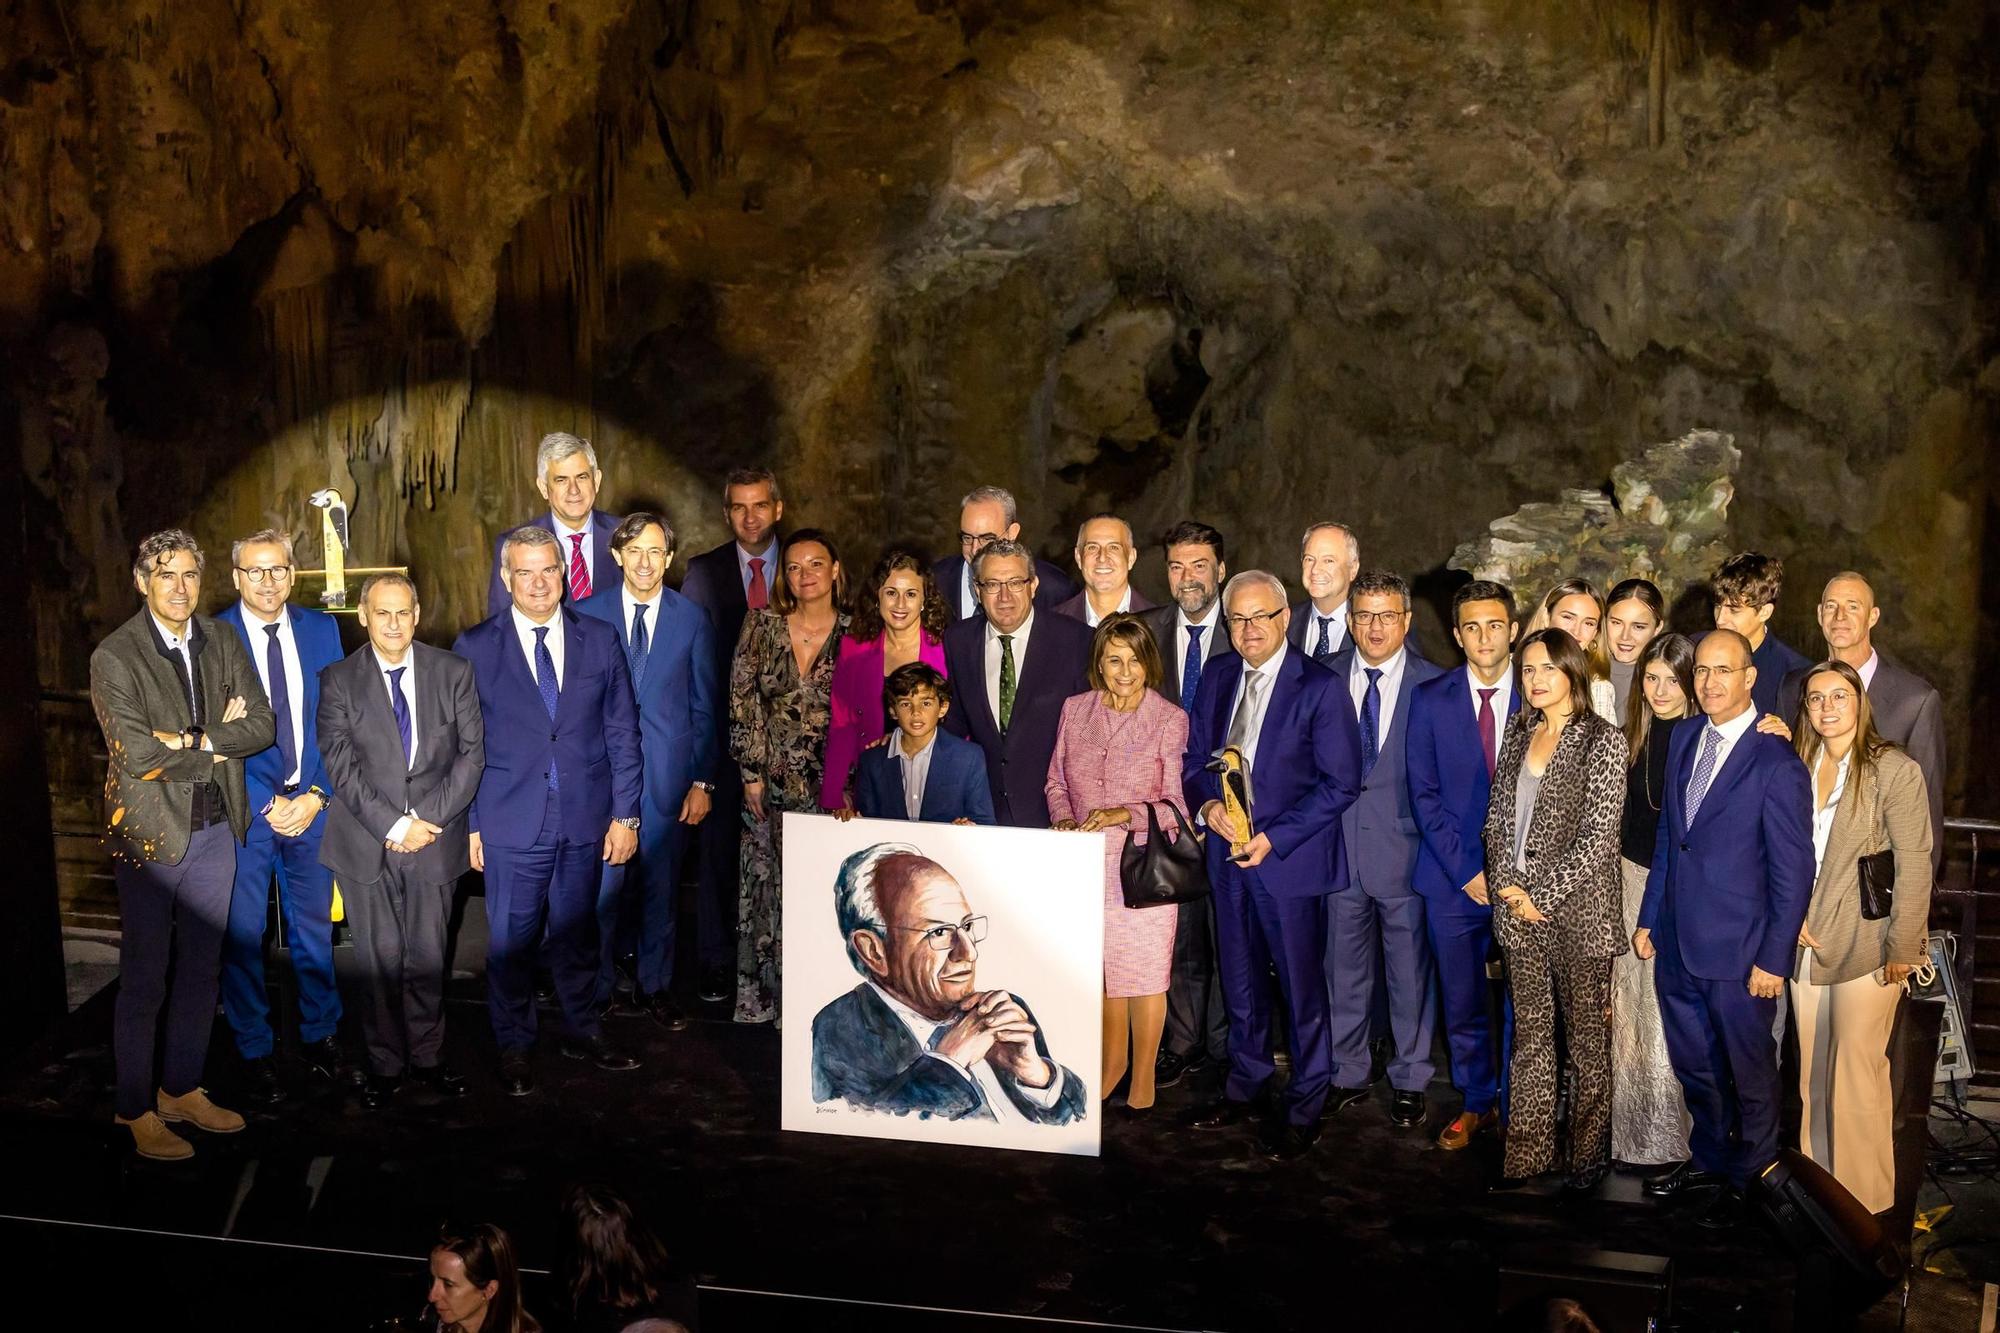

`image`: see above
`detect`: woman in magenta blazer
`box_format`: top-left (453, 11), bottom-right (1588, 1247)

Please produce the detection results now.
top-left (818, 548), bottom-right (949, 810)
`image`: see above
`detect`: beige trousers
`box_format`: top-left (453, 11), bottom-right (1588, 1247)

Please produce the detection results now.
top-left (1790, 968), bottom-right (1902, 1214)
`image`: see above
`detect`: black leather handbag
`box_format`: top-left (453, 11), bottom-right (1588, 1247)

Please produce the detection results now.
top-left (1857, 848), bottom-right (1895, 922)
top-left (1119, 801), bottom-right (1209, 909)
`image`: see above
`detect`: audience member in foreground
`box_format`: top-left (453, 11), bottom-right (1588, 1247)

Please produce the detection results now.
top-left (557, 1184), bottom-right (700, 1333)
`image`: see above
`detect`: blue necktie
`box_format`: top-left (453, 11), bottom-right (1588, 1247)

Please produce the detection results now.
top-left (1684, 726), bottom-right (1723, 825)
top-left (1313, 615), bottom-right (1337, 664)
top-left (1360, 666), bottom-right (1383, 773)
top-left (629, 602), bottom-right (651, 690)
top-left (264, 623), bottom-right (297, 782)
top-left (534, 626), bottom-right (560, 790)
top-left (387, 666), bottom-right (413, 768)
top-left (1180, 624), bottom-right (1206, 715)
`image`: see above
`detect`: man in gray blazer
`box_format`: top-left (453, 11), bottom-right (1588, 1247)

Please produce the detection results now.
top-left (318, 573), bottom-right (486, 1107)
top-left (1323, 572), bottom-right (1443, 1129)
top-left (90, 530), bottom-right (274, 1160)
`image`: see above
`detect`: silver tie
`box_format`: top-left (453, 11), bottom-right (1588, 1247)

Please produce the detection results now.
top-left (1226, 669), bottom-right (1269, 753)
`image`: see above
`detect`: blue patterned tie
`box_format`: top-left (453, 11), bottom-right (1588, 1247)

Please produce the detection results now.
top-left (534, 625), bottom-right (560, 790)
top-left (1360, 666), bottom-right (1383, 773)
top-left (1180, 624), bottom-right (1206, 715)
top-left (387, 666), bottom-right (412, 769)
top-left (1684, 725), bottom-right (1723, 825)
top-left (265, 623), bottom-right (296, 782)
top-left (629, 602), bottom-right (651, 690)
top-left (1313, 615), bottom-right (1337, 665)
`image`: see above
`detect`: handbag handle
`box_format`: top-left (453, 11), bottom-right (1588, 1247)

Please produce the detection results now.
top-left (1140, 799), bottom-right (1200, 845)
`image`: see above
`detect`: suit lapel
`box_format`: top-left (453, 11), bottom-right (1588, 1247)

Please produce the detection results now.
top-left (1688, 725), bottom-right (1758, 833)
top-left (1250, 653), bottom-right (1292, 788)
top-left (960, 627), bottom-right (1001, 741)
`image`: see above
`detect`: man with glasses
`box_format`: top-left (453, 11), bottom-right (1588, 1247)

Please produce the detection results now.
top-left (940, 538), bottom-right (1092, 828)
top-left (1181, 571), bottom-right (1363, 1162)
top-left (811, 841), bottom-right (1085, 1123)
top-left (214, 529), bottom-right (347, 1104)
top-left (931, 485), bottom-right (1076, 621)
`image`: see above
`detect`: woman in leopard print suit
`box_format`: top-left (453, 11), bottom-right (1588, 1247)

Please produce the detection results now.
top-left (1485, 628), bottom-right (1631, 1191)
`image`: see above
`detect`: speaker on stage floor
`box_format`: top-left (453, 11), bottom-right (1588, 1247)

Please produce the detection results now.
top-left (1495, 1246), bottom-right (1671, 1332)
top-left (1757, 1148), bottom-right (1904, 1326)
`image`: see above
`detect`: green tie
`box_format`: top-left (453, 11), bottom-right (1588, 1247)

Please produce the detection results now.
top-left (998, 634), bottom-right (1017, 732)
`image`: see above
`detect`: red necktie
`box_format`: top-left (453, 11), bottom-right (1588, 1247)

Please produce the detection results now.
top-left (746, 557), bottom-right (768, 610)
top-left (1477, 687), bottom-right (1498, 778)
top-left (567, 533), bottom-right (591, 601)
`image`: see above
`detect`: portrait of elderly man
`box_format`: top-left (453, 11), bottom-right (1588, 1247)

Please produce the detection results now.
top-left (811, 842), bottom-right (1087, 1123)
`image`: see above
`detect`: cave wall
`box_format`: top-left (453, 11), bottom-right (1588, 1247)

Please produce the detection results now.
top-left (4, 0), bottom-right (1995, 807)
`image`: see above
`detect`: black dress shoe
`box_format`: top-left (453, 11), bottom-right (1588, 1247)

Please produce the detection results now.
top-left (1642, 1161), bottom-right (1724, 1198)
top-left (1487, 1174), bottom-right (1535, 1194)
top-left (1696, 1187), bottom-right (1747, 1229)
top-left (598, 990), bottom-right (645, 1020)
top-left (1260, 1119), bottom-right (1323, 1162)
top-left (240, 1056), bottom-right (288, 1107)
top-left (1322, 1085), bottom-right (1371, 1118)
top-left (697, 966), bottom-right (730, 1003)
top-left (499, 1054), bottom-right (535, 1097)
top-left (534, 979), bottom-right (557, 1007)
top-left (1388, 1089), bottom-right (1425, 1128)
top-left (1183, 1098), bottom-right (1259, 1130)
top-left (409, 1063), bottom-right (467, 1098)
top-left (642, 991), bottom-right (689, 1032)
top-left (1562, 1162), bottom-right (1610, 1197)
top-left (359, 1073), bottom-right (402, 1110)
top-left (1155, 1049), bottom-right (1195, 1089)
top-left (559, 1036), bottom-right (641, 1071)
top-left (301, 1035), bottom-right (343, 1082)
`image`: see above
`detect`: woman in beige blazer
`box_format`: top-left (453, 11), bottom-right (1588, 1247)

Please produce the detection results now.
top-left (1791, 658), bottom-right (1933, 1214)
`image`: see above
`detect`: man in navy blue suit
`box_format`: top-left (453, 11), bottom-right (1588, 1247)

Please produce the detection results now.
top-left (576, 512), bottom-right (718, 1031)
top-left (214, 528), bottom-right (346, 1104)
top-left (456, 527), bottom-right (645, 1095)
top-left (1636, 628), bottom-right (1813, 1227)
top-left (845, 664), bottom-right (996, 825)
top-left (939, 539), bottom-right (1092, 828)
top-left (1181, 570), bottom-right (1363, 1161)
top-left (931, 485), bottom-right (1077, 622)
top-left (487, 432), bottom-right (620, 616)
top-left (1323, 571), bottom-right (1443, 1130)
top-left (1406, 580), bottom-right (1520, 1151)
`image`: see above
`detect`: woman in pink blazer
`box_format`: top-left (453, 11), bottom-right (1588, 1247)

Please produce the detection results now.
top-left (819, 548), bottom-right (949, 810)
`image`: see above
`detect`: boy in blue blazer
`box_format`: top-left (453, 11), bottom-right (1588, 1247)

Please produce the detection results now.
top-left (842, 665), bottom-right (995, 826)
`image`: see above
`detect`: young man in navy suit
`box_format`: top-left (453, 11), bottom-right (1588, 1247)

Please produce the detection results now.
top-left (1180, 570), bottom-right (1363, 1162)
top-left (841, 664), bottom-right (995, 825)
top-left (487, 432), bottom-right (621, 616)
top-left (455, 528), bottom-right (644, 1096)
top-left (214, 528), bottom-right (346, 1104)
top-left (576, 512), bottom-right (718, 1031)
top-left (1406, 579), bottom-right (1519, 1150)
top-left (1636, 629), bottom-right (1813, 1227)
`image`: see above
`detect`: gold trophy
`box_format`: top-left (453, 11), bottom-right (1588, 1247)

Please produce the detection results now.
top-left (1205, 746), bottom-right (1255, 861)
top-left (297, 487), bottom-right (408, 613)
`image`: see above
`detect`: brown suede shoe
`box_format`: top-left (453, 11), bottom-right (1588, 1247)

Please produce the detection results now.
top-left (116, 1111), bottom-right (193, 1161)
top-left (1437, 1108), bottom-right (1498, 1151)
top-left (156, 1087), bottom-right (246, 1134)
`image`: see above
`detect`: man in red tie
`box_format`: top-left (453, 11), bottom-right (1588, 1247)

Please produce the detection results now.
top-left (1405, 579), bottom-right (1520, 1151)
top-left (487, 432), bottom-right (621, 617)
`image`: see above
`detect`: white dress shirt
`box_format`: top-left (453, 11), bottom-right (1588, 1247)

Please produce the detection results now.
top-left (1306, 599), bottom-right (1349, 657)
top-left (1226, 641), bottom-right (1289, 771)
top-left (1082, 586), bottom-right (1134, 627)
top-left (373, 647), bottom-right (422, 845)
top-left (1468, 663), bottom-right (1515, 723)
top-left (150, 613), bottom-right (198, 716)
top-left (864, 980), bottom-right (1065, 1123)
top-left (1810, 750), bottom-right (1851, 875)
top-left (1348, 645), bottom-right (1408, 742)
top-left (960, 562), bottom-right (977, 620)
top-left (1858, 649), bottom-right (1880, 691)
top-left (551, 513), bottom-right (597, 593)
top-left (736, 539), bottom-right (777, 598)
top-left (897, 731), bottom-right (938, 819)
top-left (239, 602), bottom-right (305, 787)
top-left (511, 606), bottom-right (566, 689)
top-left (1688, 701), bottom-right (1760, 809)
top-left (984, 609), bottom-right (1035, 724)
top-left (621, 584), bottom-right (661, 668)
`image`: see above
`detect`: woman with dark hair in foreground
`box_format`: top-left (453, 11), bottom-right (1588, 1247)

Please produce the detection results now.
top-left (557, 1185), bottom-right (700, 1333)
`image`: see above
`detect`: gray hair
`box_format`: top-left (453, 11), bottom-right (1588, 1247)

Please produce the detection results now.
top-left (1222, 569), bottom-right (1288, 610)
top-left (1074, 513), bottom-right (1135, 550)
top-left (535, 432), bottom-right (599, 487)
top-left (959, 485), bottom-right (1018, 528)
top-left (834, 841), bottom-right (925, 976)
top-left (1299, 521), bottom-right (1360, 561)
top-left (230, 527), bottom-right (295, 568)
top-left (502, 525), bottom-right (561, 572)
top-left (972, 537), bottom-right (1034, 578)
top-left (358, 572), bottom-right (417, 606)
top-left (133, 529), bottom-right (205, 582)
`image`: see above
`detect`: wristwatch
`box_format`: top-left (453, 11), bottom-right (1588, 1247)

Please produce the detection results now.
top-left (181, 725), bottom-right (205, 750)
top-left (691, 781), bottom-right (715, 793)
top-left (614, 816), bottom-right (641, 830)
top-left (306, 784), bottom-right (329, 817)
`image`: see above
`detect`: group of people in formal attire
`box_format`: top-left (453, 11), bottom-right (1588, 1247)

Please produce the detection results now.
top-left (89, 432), bottom-right (1944, 1230)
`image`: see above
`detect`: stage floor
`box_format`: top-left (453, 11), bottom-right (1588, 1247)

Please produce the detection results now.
top-left (0, 974), bottom-right (1988, 1332)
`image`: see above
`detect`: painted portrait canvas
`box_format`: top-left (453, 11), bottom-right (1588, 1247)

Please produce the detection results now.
top-left (781, 813), bottom-right (1104, 1157)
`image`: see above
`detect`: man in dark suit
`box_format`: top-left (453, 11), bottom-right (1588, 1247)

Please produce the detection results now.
top-left (214, 529), bottom-right (346, 1106)
top-left (940, 538), bottom-right (1092, 828)
top-left (812, 841), bottom-right (1085, 1122)
top-left (1710, 551), bottom-right (1810, 720)
top-left (317, 574), bottom-right (485, 1108)
top-left (1323, 572), bottom-right (1444, 1129)
top-left (848, 664), bottom-right (996, 825)
top-left (1636, 629), bottom-right (1814, 1227)
top-left (1182, 570), bottom-right (1364, 1161)
top-left (1406, 579), bottom-right (1520, 1150)
top-left (1138, 520), bottom-right (1231, 1086)
top-left (576, 512), bottom-right (718, 1030)
top-left (1055, 513), bottom-right (1154, 626)
top-left (1289, 520), bottom-right (1361, 664)
top-left (1779, 571), bottom-right (1945, 863)
top-left (455, 527), bottom-right (645, 1094)
top-left (676, 466), bottom-right (783, 1002)
top-left (487, 431), bottom-right (620, 616)
top-left (931, 484), bottom-right (1077, 621)
top-left (90, 530), bottom-right (274, 1159)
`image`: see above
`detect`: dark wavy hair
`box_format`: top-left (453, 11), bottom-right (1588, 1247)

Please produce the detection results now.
top-left (434, 1223), bottom-right (540, 1333)
top-left (769, 528), bottom-right (849, 614)
top-left (1622, 631), bottom-right (1695, 765)
top-left (1517, 628), bottom-right (1594, 723)
top-left (556, 1185), bottom-right (677, 1331)
top-left (849, 547), bottom-right (945, 644)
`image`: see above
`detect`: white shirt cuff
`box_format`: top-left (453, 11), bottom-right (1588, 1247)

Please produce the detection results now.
top-left (1012, 1064), bottom-right (1064, 1107)
top-left (385, 813), bottom-right (415, 846)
